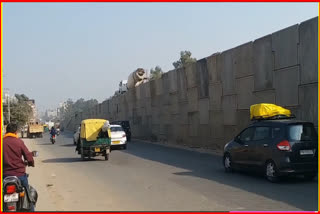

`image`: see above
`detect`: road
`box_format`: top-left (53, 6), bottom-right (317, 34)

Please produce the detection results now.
top-left (24, 132), bottom-right (317, 211)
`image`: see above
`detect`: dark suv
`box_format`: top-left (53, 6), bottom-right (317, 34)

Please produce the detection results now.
top-left (110, 121), bottom-right (131, 141)
top-left (223, 119), bottom-right (318, 182)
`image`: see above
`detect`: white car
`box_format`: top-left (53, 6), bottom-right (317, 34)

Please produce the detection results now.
top-left (110, 125), bottom-right (127, 149)
top-left (73, 126), bottom-right (80, 145)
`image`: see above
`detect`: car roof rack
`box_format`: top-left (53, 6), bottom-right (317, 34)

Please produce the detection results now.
top-left (251, 114), bottom-right (296, 122)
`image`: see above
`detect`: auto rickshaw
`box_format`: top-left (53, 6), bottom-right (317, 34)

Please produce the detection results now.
top-left (77, 119), bottom-right (111, 161)
top-left (43, 124), bottom-right (49, 132)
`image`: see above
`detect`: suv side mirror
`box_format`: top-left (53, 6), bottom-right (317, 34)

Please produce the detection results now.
top-left (234, 136), bottom-right (242, 144)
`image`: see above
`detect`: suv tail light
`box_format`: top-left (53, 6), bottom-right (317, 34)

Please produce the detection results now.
top-left (6, 185), bottom-right (16, 194)
top-left (277, 140), bottom-right (291, 151)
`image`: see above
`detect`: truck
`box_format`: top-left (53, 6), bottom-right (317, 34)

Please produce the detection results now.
top-left (27, 122), bottom-right (43, 138)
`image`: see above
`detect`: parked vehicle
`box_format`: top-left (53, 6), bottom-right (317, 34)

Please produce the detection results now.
top-left (50, 135), bottom-right (56, 144)
top-left (111, 121), bottom-right (131, 141)
top-left (76, 119), bottom-right (111, 161)
top-left (73, 126), bottom-right (80, 145)
top-left (110, 125), bottom-right (127, 149)
top-left (223, 119), bottom-right (318, 182)
top-left (3, 151), bottom-right (39, 212)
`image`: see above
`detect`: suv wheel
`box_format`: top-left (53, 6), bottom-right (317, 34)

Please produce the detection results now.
top-left (265, 161), bottom-right (279, 182)
top-left (223, 153), bottom-right (233, 173)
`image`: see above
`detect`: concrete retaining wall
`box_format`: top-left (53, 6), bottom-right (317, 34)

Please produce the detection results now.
top-left (63, 17), bottom-right (318, 150)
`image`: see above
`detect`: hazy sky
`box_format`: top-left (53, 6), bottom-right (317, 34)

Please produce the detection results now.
top-left (3, 3), bottom-right (318, 112)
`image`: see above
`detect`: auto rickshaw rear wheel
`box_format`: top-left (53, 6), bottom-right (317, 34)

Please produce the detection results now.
top-left (81, 148), bottom-right (85, 161)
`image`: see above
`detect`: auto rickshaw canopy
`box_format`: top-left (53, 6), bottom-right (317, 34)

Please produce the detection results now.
top-left (80, 119), bottom-right (110, 141)
top-left (250, 103), bottom-right (291, 120)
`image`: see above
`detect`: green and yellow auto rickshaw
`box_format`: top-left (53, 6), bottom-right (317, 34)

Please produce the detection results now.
top-left (43, 124), bottom-right (49, 132)
top-left (76, 119), bottom-right (111, 161)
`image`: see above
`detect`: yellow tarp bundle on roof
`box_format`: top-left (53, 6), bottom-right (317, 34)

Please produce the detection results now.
top-left (250, 103), bottom-right (291, 120)
top-left (80, 119), bottom-right (110, 141)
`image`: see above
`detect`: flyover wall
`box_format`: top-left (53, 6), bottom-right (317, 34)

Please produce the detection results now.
top-left (64, 17), bottom-right (318, 150)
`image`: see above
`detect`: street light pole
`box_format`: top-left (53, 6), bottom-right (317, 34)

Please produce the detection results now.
top-left (7, 95), bottom-right (10, 123)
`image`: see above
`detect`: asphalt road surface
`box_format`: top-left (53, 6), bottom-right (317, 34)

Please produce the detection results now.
top-left (24, 132), bottom-right (317, 211)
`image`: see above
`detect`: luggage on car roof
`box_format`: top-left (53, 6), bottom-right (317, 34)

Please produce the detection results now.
top-left (250, 103), bottom-right (293, 120)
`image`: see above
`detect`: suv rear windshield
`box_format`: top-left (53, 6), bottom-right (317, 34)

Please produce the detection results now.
top-left (287, 123), bottom-right (317, 141)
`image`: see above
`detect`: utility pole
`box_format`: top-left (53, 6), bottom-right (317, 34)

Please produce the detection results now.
top-left (7, 95), bottom-right (10, 123)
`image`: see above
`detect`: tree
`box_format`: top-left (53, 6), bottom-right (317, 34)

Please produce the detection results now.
top-left (172, 50), bottom-right (197, 69)
top-left (7, 94), bottom-right (33, 127)
top-left (150, 66), bottom-right (163, 80)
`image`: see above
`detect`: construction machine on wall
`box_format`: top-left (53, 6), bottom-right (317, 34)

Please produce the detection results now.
top-left (127, 68), bottom-right (148, 89)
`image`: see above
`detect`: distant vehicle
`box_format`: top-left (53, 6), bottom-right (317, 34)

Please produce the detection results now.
top-left (110, 121), bottom-right (131, 141)
top-left (27, 122), bottom-right (43, 138)
top-left (119, 80), bottom-right (128, 94)
top-left (73, 126), bottom-right (80, 145)
top-left (110, 125), bottom-right (127, 149)
top-left (223, 119), bottom-right (318, 182)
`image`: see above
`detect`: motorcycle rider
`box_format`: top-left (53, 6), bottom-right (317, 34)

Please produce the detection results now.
top-left (3, 122), bottom-right (35, 211)
top-left (50, 127), bottom-right (56, 140)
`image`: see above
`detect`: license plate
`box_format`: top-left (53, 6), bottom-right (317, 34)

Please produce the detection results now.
top-left (4, 193), bottom-right (19, 202)
top-left (300, 150), bottom-right (314, 155)
top-left (113, 141), bottom-right (120, 144)
top-left (95, 147), bottom-right (100, 152)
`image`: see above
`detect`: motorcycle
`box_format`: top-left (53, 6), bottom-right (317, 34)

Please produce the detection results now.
top-left (50, 135), bottom-right (56, 144)
top-left (3, 151), bottom-right (39, 212)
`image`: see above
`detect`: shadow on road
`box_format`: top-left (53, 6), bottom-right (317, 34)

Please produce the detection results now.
top-left (60, 144), bottom-right (76, 147)
top-left (42, 157), bottom-right (106, 163)
top-left (123, 141), bottom-right (318, 211)
top-left (42, 158), bottom-right (81, 163)
top-left (36, 143), bottom-right (53, 146)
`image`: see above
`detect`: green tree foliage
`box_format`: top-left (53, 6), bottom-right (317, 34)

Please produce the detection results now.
top-left (8, 94), bottom-right (32, 127)
top-left (172, 50), bottom-right (197, 69)
top-left (150, 66), bottom-right (163, 80)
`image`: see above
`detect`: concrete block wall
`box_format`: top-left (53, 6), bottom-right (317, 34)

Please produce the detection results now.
top-left (64, 17), bottom-right (318, 151)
